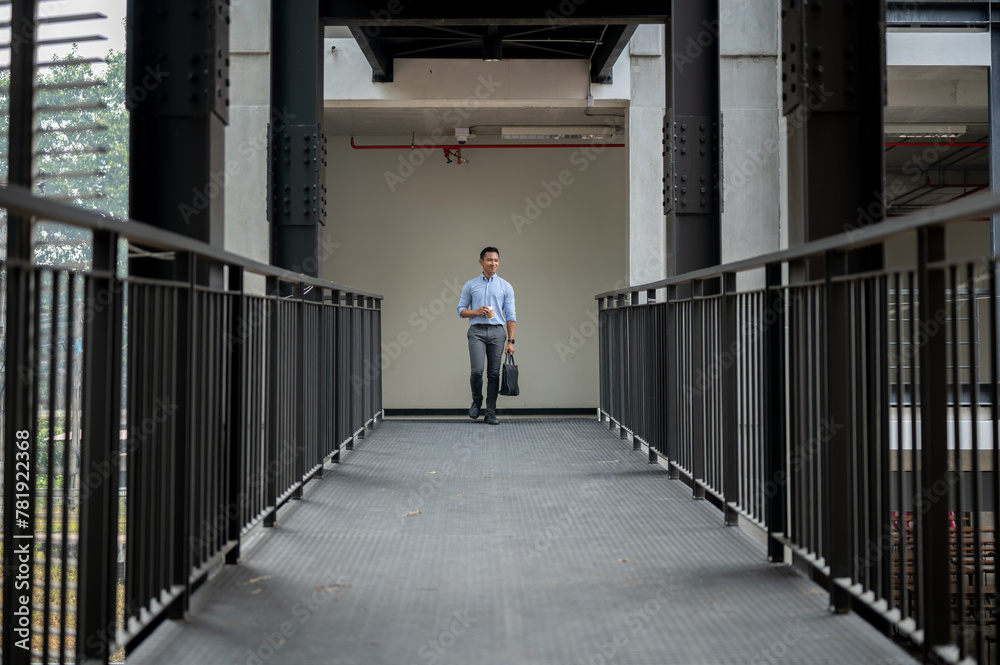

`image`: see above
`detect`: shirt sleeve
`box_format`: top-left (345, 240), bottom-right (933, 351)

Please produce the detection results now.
top-left (457, 280), bottom-right (471, 318)
top-left (504, 281), bottom-right (516, 322)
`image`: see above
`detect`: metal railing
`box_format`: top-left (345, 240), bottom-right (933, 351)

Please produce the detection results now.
top-left (598, 191), bottom-right (1000, 664)
top-left (0, 185), bottom-right (383, 663)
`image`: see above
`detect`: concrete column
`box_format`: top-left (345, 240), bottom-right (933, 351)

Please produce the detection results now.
top-left (629, 25), bottom-right (667, 288)
top-left (720, 0), bottom-right (781, 290)
top-left (226, 0), bottom-right (272, 292)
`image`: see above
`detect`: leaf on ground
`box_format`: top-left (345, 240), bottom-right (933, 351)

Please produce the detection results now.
top-left (237, 575), bottom-right (272, 586)
top-left (405, 510), bottom-right (422, 517)
top-left (618, 558), bottom-right (629, 563)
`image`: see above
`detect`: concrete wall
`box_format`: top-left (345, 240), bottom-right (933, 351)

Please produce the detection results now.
top-left (226, 0), bottom-right (271, 293)
top-left (628, 26), bottom-right (668, 287)
top-left (320, 138), bottom-right (628, 410)
top-left (720, 0), bottom-right (782, 288)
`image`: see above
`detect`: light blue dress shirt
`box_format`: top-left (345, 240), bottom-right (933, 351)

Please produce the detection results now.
top-left (457, 274), bottom-right (516, 326)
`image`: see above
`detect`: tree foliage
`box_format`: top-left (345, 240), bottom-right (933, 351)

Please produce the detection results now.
top-left (0, 45), bottom-right (128, 268)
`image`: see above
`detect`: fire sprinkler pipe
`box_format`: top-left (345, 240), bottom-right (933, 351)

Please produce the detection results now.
top-left (350, 137), bottom-right (626, 150)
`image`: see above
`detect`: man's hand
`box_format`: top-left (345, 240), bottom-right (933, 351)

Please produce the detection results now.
top-left (505, 341), bottom-right (515, 354)
top-left (477, 306), bottom-right (490, 317)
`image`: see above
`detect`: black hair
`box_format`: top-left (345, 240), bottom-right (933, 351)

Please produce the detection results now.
top-left (480, 246), bottom-right (500, 260)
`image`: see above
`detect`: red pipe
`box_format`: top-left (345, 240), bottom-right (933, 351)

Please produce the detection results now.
top-left (350, 137), bottom-right (625, 150)
top-left (884, 141), bottom-right (988, 147)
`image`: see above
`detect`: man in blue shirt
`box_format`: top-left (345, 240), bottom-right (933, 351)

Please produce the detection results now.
top-left (457, 246), bottom-right (516, 425)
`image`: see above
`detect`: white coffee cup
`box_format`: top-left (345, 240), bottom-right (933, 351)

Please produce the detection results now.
top-left (485, 305), bottom-right (494, 318)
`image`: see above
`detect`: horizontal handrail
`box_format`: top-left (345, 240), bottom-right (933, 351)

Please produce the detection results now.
top-left (596, 189), bottom-right (1000, 298)
top-left (0, 183), bottom-right (384, 299)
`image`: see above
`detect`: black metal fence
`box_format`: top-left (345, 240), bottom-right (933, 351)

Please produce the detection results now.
top-left (0, 187), bottom-right (383, 663)
top-left (598, 193), bottom-right (1000, 664)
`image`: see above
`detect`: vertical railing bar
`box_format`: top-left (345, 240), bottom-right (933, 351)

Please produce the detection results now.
top-left (990, 259), bottom-right (1000, 664)
top-left (723, 274), bottom-right (738, 524)
top-left (917, 227), bottom-right (951, 651)
top-left (908, 269), bottom-right (922, 627)
top-left (59, 273), bottom-right (78, 664)
top-left (877, 274), bottom-right (893, 606)
top-left (950, 264), bottom-right (965, 653)
top-left (826, 251), bottom-right (852, 613)
top-left (894, 273), bottom-right (908, 620)
top-left (77, 232), bottom-right (123, 663)
top-left (967, 261), bottom-right (984, 662)
top-left (296, 286), bottom-right (307, 496)
top-left (41, 271), bottom-right (58, 662)
top-left (264, 280), bottom-right (278, 526)
top-left (764, 264), bottom-right (786, 561)
top-left (226, 268), bottom-right (245, 563)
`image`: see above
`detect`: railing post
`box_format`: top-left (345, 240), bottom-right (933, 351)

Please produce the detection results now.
top-left (2, 0), bottom-right (38, 657)
top-left (764, 264), bottom-right (787, 562)
top-left (617, 293), bottom-right (632, 439)
top-left (226, 266), bottom-right (246, 563)
top-left (76, 231), bottom-right (124, 662)
top-left (666, 285), bottom-right (680, 478)
top-left (607, 296), bottom-right (617, 430)
top-left (648, 288), bottom-right (660, 464)
top-left (825, 250), bottom-right (852, 612)
top-left (293, 283), bottom-right (305, 499)
top-left (691, 280), bottom-right (706, 499)
top-left (264, 276), bottom-right (279, 526)
top-left (917, 227), bottom-right (952, 649)
top-left (723, 273), bottom-right (739, 525)
top-left (631, 290), bottom-right (641, 450)
top-left (346, 293), bottom-right (356, 450)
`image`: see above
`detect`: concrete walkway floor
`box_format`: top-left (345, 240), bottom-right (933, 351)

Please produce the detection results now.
top-left (128, 419), bottom-right (917, 665)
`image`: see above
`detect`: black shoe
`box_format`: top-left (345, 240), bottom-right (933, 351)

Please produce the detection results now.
top-left (469, 401), bottom-right (482, 419)
top-left (485, 412), bottom-right (499, 425)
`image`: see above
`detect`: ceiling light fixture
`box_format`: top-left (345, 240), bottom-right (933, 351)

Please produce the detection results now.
top-left (884, 124), bottom-right (967, 138)
top-left (501, 125), bottom-right (620, 140)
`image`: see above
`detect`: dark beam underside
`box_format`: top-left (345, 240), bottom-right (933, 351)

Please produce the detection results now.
top-left (321, 0), bottom-right (667, 25)
top-left (591, 24), bottom-right (637, 83)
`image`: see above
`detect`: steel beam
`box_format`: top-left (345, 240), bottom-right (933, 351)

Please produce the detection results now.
top-left (782, 0), bottom-right (885, 253)
top-left (126, 0), bottom-right (230, 284)
top-left (667, 0), bottom-right (720, 278)
top-left (271, 0), bottom-right (325, 277)
top-left (349, 25), bottom-right (393, 81)
top-left (2, 1), bottom-right (38, 662)
top-left (321, 1), bottom-right (666, 25)
top-left (591, 24), bottom-right (637, 83)
top-left (991, 16), bottom-right (1000, 256)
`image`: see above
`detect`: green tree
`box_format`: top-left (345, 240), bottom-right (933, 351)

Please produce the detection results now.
top-left (0, 45), bottom-right (128, 269)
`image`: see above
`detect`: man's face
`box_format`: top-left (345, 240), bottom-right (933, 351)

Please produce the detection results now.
top-left (480, 252), bottom-right (499, 277)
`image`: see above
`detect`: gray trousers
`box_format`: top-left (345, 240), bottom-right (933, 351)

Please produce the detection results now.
top-left (467, 324), bottom-right (505, 412)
